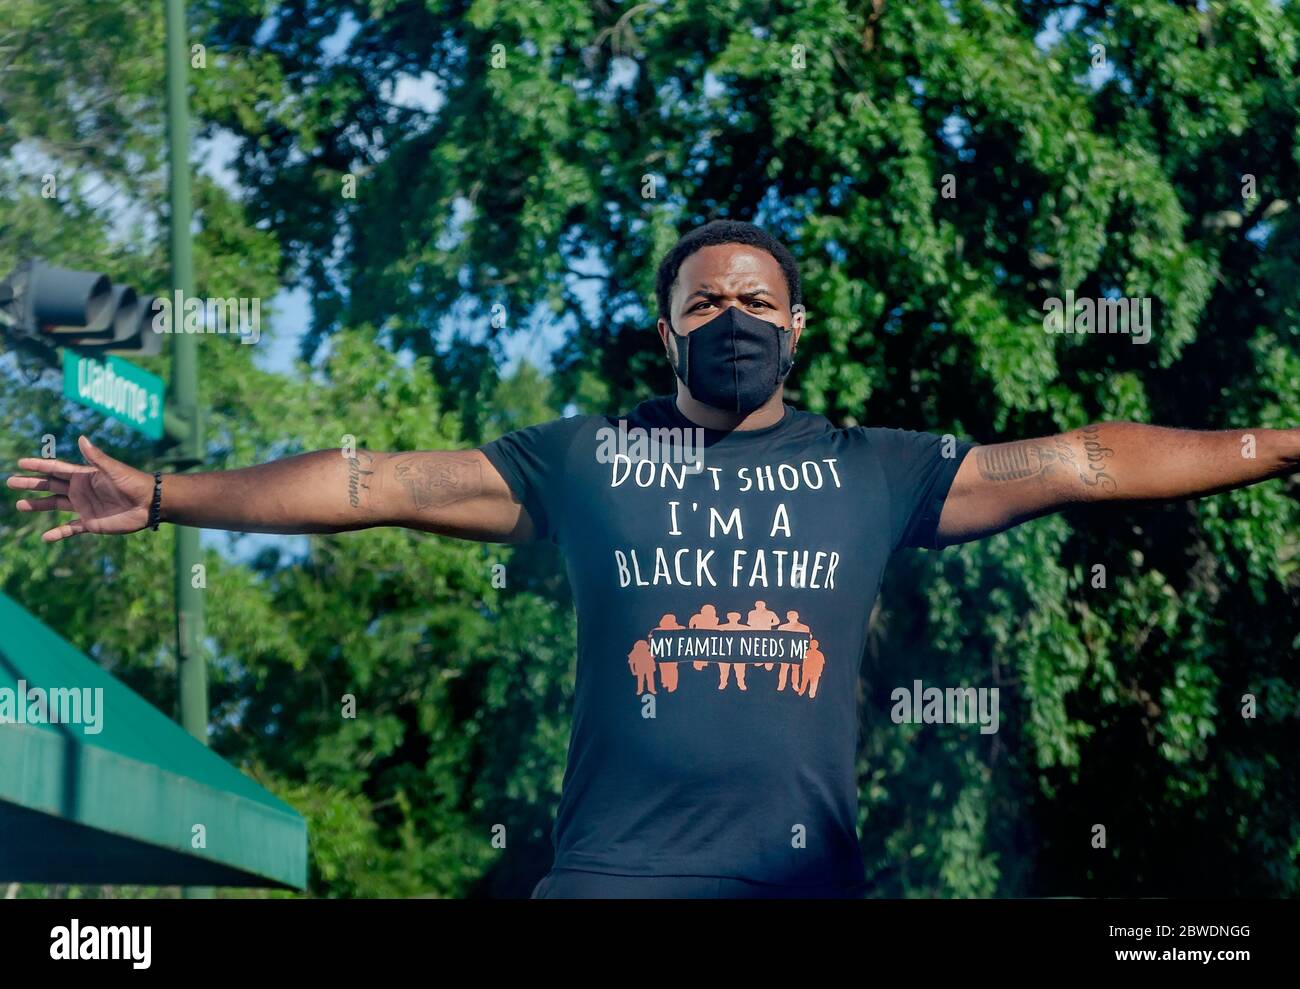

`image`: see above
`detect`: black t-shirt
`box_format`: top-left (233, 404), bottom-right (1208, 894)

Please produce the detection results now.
top-left (480, 395), bottom-right (974, 888)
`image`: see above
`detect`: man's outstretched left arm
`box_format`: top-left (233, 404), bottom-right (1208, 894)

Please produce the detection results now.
top-left (937, 423), bottom-right (1300, 546)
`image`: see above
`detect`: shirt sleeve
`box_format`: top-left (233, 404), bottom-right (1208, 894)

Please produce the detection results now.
top-left (860, 427), bottom-right (977, 551)
top-left (478, 416), bottom-right (586, 544)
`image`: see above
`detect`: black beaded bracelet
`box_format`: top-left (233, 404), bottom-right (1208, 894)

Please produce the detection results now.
top-left (148, 471), bottom-right (163, 531)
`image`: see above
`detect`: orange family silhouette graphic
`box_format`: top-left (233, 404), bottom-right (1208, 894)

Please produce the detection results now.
top-left (627, 600), bottom-right (825, 699)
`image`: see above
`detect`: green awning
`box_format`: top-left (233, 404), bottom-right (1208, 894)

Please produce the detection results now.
top-left (0, 591), bottom-right (306, 889)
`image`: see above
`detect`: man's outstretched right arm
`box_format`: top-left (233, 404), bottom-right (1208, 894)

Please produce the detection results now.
top-left (6, 436), bottom-right (535, 544)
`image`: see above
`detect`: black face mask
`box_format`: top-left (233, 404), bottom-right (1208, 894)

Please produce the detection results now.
top-left (668, 306), bottom-right (796, 414)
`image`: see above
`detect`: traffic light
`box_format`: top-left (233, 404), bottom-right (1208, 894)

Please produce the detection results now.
top-left (66, 284), bottom-right (165, 357)
top-left (0, 261), bottom-right (163, 356)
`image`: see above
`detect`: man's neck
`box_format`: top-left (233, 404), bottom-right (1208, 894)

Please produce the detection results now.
top-left (673, 387), bottom-right (786, 431)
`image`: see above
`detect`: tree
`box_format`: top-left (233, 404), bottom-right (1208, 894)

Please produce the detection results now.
top-left (4, 0), bottom-right (1299, 896)
top-left (197, 0), bottom-right (1300, 895)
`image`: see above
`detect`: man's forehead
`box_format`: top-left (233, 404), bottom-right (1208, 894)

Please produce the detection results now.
top-left (675, 246), bottom-right (786, 299)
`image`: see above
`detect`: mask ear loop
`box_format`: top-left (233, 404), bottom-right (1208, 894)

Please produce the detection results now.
top-left (778, 325), bottom-right (796, 378)
top-left (667, 320), bottom-right (689, 385)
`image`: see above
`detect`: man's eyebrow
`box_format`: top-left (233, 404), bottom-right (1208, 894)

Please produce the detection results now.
top-left (683, 284), bottom-right (776, 302)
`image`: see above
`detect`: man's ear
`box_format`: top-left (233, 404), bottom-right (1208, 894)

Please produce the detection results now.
top-left (657, 317), bottom-right (675, 358)
top-left (790, 305), bottom-right (805, 355)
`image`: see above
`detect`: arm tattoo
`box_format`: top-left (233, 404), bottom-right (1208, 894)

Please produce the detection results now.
top-left (975, 441), bottom-right (1066, 481)
top-left (391, 452), bottom-right (483, 511)
top-left (1078, 425), bottom-right (1118, 494)
top-left (976, 431), bottom-right (1118, 495)
top-left (346, 450), bottom-right (378, 508)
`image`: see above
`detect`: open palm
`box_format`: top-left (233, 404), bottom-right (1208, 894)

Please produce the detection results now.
top-left (7, 436), bottom-right (154, 542)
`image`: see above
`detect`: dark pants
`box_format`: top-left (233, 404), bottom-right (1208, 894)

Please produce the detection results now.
top-left (530, 868), bottom-right (866, 899)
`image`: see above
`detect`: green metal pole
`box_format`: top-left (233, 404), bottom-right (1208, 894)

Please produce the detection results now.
top-left (164, 0), bottom-right (211, 899)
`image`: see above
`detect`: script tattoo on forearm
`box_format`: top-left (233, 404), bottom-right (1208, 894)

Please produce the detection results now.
top-left (391, 452), bottom-right (482, 511)
top-left (1078, 424), bottom-right (1118, 494)
top-left (346, 450), bottom-right (378, 508)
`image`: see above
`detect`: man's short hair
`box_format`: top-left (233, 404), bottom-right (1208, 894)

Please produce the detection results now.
top-left (655, 220), bottom-right (802, 323)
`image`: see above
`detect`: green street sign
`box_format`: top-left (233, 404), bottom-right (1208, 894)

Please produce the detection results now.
top-left (62, 350), bottom-right (164, 440)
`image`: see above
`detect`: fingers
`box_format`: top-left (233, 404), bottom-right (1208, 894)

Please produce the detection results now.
top-left (6, 476), bottom-right (69, 494)
top-left (12, 436), bottom-right (116, 481)
top-left (16, 494), bottom-right (73, 513)
top-left (77, 434), bottom-right (116, 469)
top-left (14, 457), bottom-right (96, 477)
top-left (42, 519), bottom-right (86, 543)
